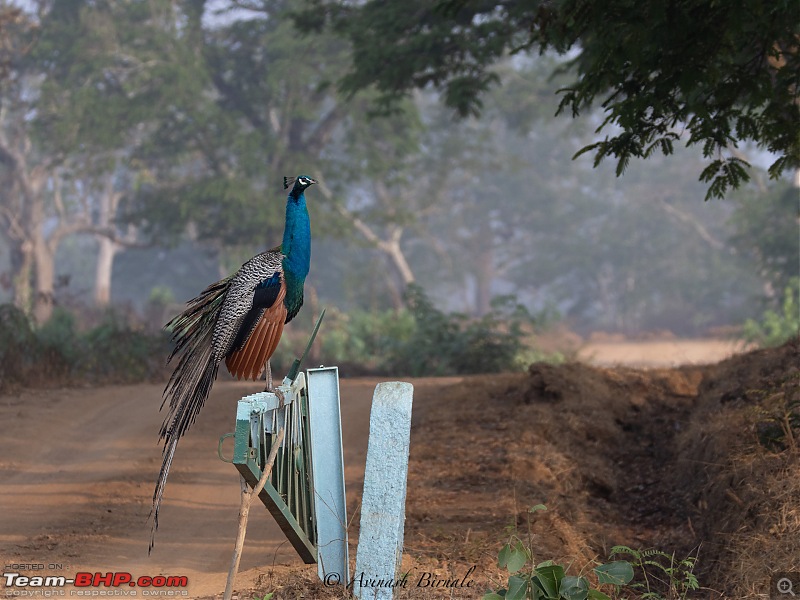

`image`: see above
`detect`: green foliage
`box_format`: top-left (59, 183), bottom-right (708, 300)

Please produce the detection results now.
top-left (0, 304), bottom-right (39, 391)
top-left (37, 308), bottom-right (81, 377)
top-left (0, 304), bottom-right (167, 392)
top-left (79, 312), bottom-right (166, 383)
top-left (318, 307), bottom-right (415, 372)
top-left (484, 505), bottom-right (634, 600)
top-left (148, 285), bottom-right (176, 306)
top-left (311, 0), bottom-right (800, 198)
top-left (387, 285), bottom-right (532, 376)
top-left (731, 182), bottom-right (800, 299)
top-left (284, 287), bottom-right (551, 376)
top-left (742, 278), bottom-right (800, 348)
top-left (609, 546), bottom-right (700, 600)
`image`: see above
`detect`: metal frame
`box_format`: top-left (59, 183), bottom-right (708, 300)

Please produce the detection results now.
top-left (231, 373), bottom-right (317, 564)
top-left (225, 365), bottom-right (349, 580)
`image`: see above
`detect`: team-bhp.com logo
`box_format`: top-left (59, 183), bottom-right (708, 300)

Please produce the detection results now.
top-left (3, 572), bottom-right (189, 596)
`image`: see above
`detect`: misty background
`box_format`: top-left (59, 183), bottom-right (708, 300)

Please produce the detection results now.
top-left (0, 0), bottom-right (797, 382)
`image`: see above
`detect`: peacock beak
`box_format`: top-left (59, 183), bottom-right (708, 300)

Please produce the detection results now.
top-left (309, 178), bottom-right (318, 185)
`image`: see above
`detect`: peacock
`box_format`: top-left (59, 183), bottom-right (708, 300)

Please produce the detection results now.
top-left (150, 174), bottom-right (317, 550)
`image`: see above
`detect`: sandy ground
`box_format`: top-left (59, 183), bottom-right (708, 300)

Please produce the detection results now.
top-left (0, 376), bottom-right (457, 598)
top-left (577, 337), bottom-right (749, 367)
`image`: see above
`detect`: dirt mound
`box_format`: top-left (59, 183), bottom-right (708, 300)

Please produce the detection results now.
top-left (388, 340), bottom-right (797, 599)
top-left (676, 340), bottom-right (799, 597)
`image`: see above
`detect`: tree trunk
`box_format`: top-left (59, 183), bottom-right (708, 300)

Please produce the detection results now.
top-left (26, 171), bottom-right (51, 324)
top-left (11, 238), bottom-right (33, 313)
top-left (32, 229), bottom-right (55, 324)
top-left (94, 236), bottom-right (119, 306)
top-left (473, 246), bottom-right (493, 316)
top-left (93, 184), bottom-right (123, 307)
top-left (470, 218), bottom-right (495, 316)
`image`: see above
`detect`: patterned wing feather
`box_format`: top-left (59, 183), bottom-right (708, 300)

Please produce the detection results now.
top-left (212, 250), bottom-right (283, 359)
top-left (223, 259), bottom-right (288, 380)
top-left (225, 281), bottom-right (287, 379)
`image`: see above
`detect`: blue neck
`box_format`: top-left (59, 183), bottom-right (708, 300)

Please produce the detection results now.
top-left (281, 191), bottom-right (311, 279)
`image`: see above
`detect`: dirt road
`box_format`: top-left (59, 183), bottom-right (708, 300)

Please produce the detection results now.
top-left (577, 337), bottom-right (748, 367)
top-left (0, 377), bottom-right (448, 597)
top-left (2, 338), bottom-right (779, 599)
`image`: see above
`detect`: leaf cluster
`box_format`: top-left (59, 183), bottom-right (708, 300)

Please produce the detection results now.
top-left (609, 546), bottom-right (700, 600)
top-left (309, 0), bottom-right (800, 197)
top-left (484, 505), bottom-right (634, 600)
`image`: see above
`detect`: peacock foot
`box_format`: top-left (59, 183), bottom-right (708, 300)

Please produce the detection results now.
top-left (265, 385), bottom-right (285, 408)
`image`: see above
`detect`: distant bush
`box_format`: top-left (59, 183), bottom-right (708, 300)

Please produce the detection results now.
top-left (743, 277), bottom-right (800, 348)
top-left (318, 307), bottom-right (415, 373)
top-left (386, 286), bottom-right (533, 376)
top-left (0, 305), bottom-right (40, 390)
top-left (0, 285), bottom-right (556, 392)
top-left (301, 285), bottom-right (553, 377)
top-left (0, 304), bottom-right (168, 393)
top-left (79, 312), bottom-right (168, 382)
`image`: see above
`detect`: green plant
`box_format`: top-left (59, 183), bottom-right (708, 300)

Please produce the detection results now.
top-left (609, 546), bottom-right (700, 600)
top-left (319, 307), bottom-right (415, 371)
top-left (742, 277), bottom-right (800, 348)
top-left (0, 304), bottom-right (40, 391)
top-left (148, 285), bottom-right (176, 306)
top-left (79, 312), bottom-right (166, 382)
top-left (387, 285), bottom-right (535, 376)
top-left (483, 505), bottom-right (634, 600)
top-left (38, 307), bottom-right (81, 375)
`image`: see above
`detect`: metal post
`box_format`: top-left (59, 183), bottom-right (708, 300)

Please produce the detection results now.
top-left (306, 367), bottom-right (349, 585)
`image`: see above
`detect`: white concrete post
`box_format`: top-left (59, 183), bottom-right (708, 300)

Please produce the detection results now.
top-left (353, 382), bottom-right (414, 600)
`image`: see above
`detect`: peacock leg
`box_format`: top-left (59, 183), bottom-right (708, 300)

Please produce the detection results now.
top-left (264, 359), bottom-right (272, 390)
top-left (264, 359), bottom-right (285, 407)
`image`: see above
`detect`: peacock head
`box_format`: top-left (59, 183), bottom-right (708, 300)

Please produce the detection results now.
top-left (284, 175), bottom-right (317, 192)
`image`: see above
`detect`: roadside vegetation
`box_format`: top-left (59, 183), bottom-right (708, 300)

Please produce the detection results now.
top-left (0, 286), bottom-right (560, 393)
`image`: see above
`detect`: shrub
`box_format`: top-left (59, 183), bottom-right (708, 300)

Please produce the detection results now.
top-left (80, 312), bottom-right (167, 383)
top-left (0, 304), bottom-right (167, 391)
top-left (319, 307), bottom-right (415, 373)
top-left (37, 307), bottom-right (80, 378)
top-left (742, 277), bottom-right (800, 347)
top-left (0, 304), bottom-right (40, 391)
top-left (386, 285), bottom-right (533, 376)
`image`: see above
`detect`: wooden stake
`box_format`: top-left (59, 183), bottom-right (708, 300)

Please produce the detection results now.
top-left (224, 427), bottom-right (285, 600)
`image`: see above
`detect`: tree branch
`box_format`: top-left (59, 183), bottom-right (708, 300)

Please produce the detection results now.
top-left (656, 199), bottom-right (729, 252)
top-left (304, 105), bottom-right (345, 151)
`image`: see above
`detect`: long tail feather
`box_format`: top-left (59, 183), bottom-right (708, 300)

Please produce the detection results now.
top-left (150, 278), bottom-right (230, 551)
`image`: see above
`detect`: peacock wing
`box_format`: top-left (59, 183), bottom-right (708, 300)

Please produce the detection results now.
top-left (224, 273), bottom-right (288, 380)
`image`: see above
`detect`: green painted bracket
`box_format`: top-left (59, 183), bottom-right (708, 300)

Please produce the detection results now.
top-left (232, 375), bottom-right (317, 564)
